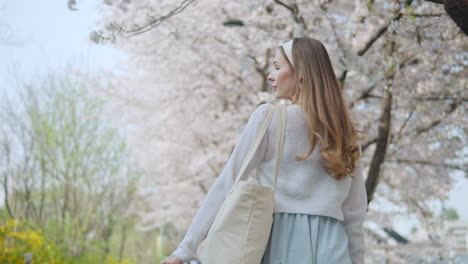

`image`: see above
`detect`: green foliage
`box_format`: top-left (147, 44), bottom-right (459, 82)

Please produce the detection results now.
top-left (444, 207), bottom-right (459, 221)
top-left (60, 254), bottom-right (135, 264)
top-left (404, 3), bottom-right (416, 24)
top-left (103, 256), bottom-right (134, 264)
top-left (1, 73), bottom-right (140, 264)
top-left (364, 0), bottom-right (373, 10)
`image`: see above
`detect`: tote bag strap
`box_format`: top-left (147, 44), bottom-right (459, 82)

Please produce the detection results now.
top-left (273, 103), bottom-right (286, 195)
top-left (228, 100), bottom-right (287, 195)
top-left (228, 102), bottom-right (275, 194)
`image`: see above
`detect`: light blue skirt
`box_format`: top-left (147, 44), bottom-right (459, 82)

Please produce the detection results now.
top-left (261, 213), bottom-right (352, 264)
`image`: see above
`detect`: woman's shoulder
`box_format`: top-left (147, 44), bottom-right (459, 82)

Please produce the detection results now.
top-left (256, 102), bottom-right (271, 110)
top-left (246, 104), bottom-right (268, 125)
top-left (252, 102), bottom-right (303, 117)
top-left (255, 101), bottom-right (303, 111)
top-left (250, 103), bottom-right (270, 117)
top-left (251, 101), bottom-right (304, 120)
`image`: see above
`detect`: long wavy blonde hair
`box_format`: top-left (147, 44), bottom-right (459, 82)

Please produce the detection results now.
top-left (281, 37), bottom-right (367, 180)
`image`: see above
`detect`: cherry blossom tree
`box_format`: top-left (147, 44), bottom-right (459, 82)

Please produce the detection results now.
top-left (81, 0), bottom-right (467, 261)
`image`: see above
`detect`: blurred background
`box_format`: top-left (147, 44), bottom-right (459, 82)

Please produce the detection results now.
top-left (0, 0), bottom-right (467, 263)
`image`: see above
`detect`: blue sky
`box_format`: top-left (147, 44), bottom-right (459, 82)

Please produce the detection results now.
top-left (0, 0), bottom-right (466, 237)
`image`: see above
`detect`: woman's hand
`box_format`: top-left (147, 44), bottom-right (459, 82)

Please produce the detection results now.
top-left (160, 254), bottom-right (183, 264)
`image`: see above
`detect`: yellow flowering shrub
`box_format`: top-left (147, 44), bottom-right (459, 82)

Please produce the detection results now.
top-left (0, 219), bottom-right (64, 264)
top-left (0, 219), bottom-right (134, 264)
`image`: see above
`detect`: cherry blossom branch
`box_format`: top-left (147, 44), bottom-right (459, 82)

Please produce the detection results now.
top-left (387, 159), bottom-right (467, 172)
top-left (124, 0), bottom-right (196, 37)
top-left (272, 0), bottom-right (308, 30)
top-left (359, 13), bottom-right (399, 56)
top-left (273, 0), bottom-right (295, 13)
top-left (357, 0), bottom-right (414, 56)
top-left (415, 96), bottom-right (468, 102)
top-left (385, 100), bottom-right (462, 160)
top-left (90, 0), bottom-right (196, 42)
top-left (415, 101), bottom-right (460, 135)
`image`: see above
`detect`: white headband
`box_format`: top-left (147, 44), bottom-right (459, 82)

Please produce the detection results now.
top-left (281, 39), bottom-right (294, 68)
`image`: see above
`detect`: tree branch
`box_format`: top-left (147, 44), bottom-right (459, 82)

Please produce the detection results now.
top-left (413, 13), bottom-right (445, 17)
top-left (91, 0), bottom-right (196, 42)
top-left (126, 0), bottom-right (196, 36)
top-left (361, 138), bottom-right (377, 154)
top-left (273, 0), bottom-right (295, 13)
top-left (424, 0), bottom-right (444, 4)
top-left (415, 101), bottom-right (460, 135)
top-left (273, 0), bottom-right (308, 30)
top-left (366, 87), bottom-right (392, 204)
top-left (387, 159), bottom-right (467, 172)
top-left (415, 96), bottom-right (468, 102)
top-left (358, 0), bottom-right (415, 56)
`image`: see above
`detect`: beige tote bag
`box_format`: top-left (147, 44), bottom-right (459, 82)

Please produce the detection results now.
top-left (199, 101), bottom-right (287, 264)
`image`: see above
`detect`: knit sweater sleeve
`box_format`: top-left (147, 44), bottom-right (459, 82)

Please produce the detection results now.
top-left (171, 104), bottom-right (269, 263)
top-left (341, 150), bottom-right (368, 264)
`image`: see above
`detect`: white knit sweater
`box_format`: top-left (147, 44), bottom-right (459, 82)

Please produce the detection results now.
top-left (172, 102), bottom-right (368, 264)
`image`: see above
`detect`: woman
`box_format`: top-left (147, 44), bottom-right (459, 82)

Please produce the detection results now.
top-left (161, 37), bottom-right (367, 264)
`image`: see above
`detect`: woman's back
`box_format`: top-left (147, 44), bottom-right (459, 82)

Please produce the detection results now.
top-left (255, 103), bottom-right (355, 220)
